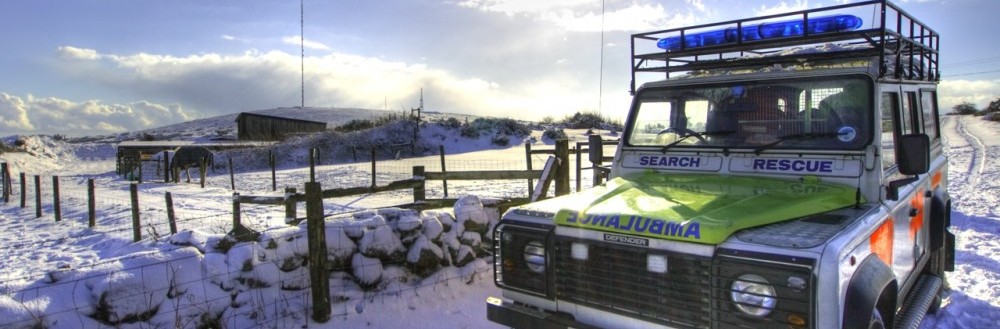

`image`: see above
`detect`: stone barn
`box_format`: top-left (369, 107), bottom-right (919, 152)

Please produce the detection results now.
top-left (235, 112), bottom-right (327, 141)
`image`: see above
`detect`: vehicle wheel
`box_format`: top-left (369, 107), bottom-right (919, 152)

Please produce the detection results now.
top-left (869, 308), bottom-right (885, 329)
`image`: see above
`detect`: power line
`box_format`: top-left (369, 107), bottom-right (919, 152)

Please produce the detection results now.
top-left (941, 55), bottom-right (1000, 69)
top-left (943, 69), bottom-right (1000, 78)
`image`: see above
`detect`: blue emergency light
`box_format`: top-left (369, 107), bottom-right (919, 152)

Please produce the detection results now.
top-left (656, 14), bottom-right (863, 51)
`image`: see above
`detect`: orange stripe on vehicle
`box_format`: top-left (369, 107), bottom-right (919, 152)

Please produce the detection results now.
top-left (932, 171), bottom-right (942, 189)
top-left (870, 219), bottom-right (893, 266)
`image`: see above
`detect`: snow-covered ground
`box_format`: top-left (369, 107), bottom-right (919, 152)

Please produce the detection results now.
top-left (0, 114), bottom-right (997, 328)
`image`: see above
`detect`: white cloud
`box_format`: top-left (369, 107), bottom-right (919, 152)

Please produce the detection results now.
top-left (753, 0), bottom-right (810, 17)
top-left (282, 36), bottom-right (331, 50)
top-left (939, 79), bottom-right (1000, 112)
top-left (0, 93), bottom-right (189, 136)
top-left (457, 0), bottom-right (701, 32)
top-left (49, 46), bottom-right (600, 128)
top-left (57, 46), bottom-right (103, 60)
top-left (0, 93), bottom-right (34, 130)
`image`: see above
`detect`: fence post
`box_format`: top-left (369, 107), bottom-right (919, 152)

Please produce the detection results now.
top-left (589, 134), bottom-right (606, 186)
top-left (284, 187), bottom-right (298, 225)
top-left (370, 147), bottom-right (377, 188)
top-left (554, 140), bottom-right (570, 196)
top-left (413, 166), bottom-right (426, 203)
top-left (309, 148), bottom-right (316, 183)
top-left (52, 176), bottom-right (61, 222)
top-left (21, 172), bottom-right (28, 208)
top-left (199, 157), bottom-right (206, 189)
top-left (34, 175), bottom-right (42, 218)
top-left (575, 143), bottom-right (582, 192)
top-left (130, 183), bottom-right (141, 242)
top-left (229, 157), bottom-right (235, 190)
top-left (270, 150), bottom-right (276, 191)
top-left (305, 181), bottom-right (330, 323)
top-left (137, 151), bottom-right (143, 184)
top-left (439, 145), bottom-right (448, 198)
top-left (20, 172), bottom-right (26, 208)
top-left (165, 192), bottom-right (177, 234)
top-left (1, 162), bottom-right (8, 203)
top-left (163, 151), bottom-right (170, 183)
top-left (231, 192), bottom-right (243, 236)
top-left (525, 142), bottom-right (533, 193)
top-left (88, 178), bottom-right (96, 227)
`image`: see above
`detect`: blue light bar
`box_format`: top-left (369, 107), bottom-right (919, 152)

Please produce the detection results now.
top-left (656, 14), bottom-right (863, 51)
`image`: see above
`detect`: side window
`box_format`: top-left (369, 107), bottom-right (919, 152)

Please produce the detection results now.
top-left (901, 92), bottom-right (917, 134)
top-left (881, 92), bottom-right (899, 172)
top-left (920, 90), bottom-right (940, 140)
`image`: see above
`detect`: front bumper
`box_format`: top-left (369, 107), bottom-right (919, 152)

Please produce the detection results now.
top-left (486, 296), bottom-right (601, 329)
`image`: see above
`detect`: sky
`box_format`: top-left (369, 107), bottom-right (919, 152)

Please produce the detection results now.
top-left (2, 0), bottom-right (999, 137)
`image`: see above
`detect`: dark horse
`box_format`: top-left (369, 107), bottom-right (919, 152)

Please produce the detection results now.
top-left (170, 146), bottom-right (213, 182)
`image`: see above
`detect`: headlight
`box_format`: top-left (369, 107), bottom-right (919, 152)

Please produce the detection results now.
top-left (493, 221), bottom-right (553, 297)
top-left (524, 240), bottom-right (546, 273)
top-left (730, 274), bottom-right (777, 317)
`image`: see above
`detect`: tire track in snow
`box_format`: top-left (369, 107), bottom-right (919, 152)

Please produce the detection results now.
top-left (953, 116), bottom-right (987, 188)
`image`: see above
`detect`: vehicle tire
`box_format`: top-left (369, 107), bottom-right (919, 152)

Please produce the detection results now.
top-left (869, 308), bottom-right (885, 329)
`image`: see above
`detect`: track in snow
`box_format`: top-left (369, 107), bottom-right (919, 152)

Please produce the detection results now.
top-left (952, 116), bottom-right (988, 188)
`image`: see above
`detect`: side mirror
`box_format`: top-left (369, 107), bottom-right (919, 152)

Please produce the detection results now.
top-left (588, 134), bottom-right (604, 164)
top-left (897, 134), bottom-right (930, 175)
top-left (886, 133), bottom-right (929, 201)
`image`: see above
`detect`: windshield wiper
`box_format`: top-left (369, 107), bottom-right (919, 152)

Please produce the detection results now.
top-left (660, 130), bottom-right (735, 153)
top-left (752, 132), bottom-right (844, 155)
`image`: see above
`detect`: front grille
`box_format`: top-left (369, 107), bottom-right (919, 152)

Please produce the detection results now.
top-left (553, 238), bottom-right (713, 328)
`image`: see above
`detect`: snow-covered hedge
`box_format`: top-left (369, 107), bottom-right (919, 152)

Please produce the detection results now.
top-left (0, 196), bottom-right (499, 329)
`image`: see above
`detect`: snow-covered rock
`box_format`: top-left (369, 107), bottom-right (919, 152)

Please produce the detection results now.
top-left (325, 226), bottom-right (357, 270)
top-left (358, 224), bottom-right (405, 262)
top-left (455, 195), bottom-right (489, 235)
top-left (406, 235), bottom-right (444, 277)
top-left (421, 213), bottom-right (444, 242)
top-left (351, 253), bottom-right (383, 289)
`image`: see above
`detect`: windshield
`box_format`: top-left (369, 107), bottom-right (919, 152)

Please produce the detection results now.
top-left (626, 76), bottom-right (872, 151)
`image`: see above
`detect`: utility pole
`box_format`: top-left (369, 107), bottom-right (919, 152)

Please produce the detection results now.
top-left (300, 0), bottom-right (305, 110)
top-left (411, 89), bottom-right (423, 146)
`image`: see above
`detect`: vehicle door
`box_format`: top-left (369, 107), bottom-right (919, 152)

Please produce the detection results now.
top-left (879, 85), bottom-right (930, 283)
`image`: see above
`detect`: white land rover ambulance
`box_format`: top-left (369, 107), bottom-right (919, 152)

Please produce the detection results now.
top-left (487, 1), bottom-right (953, 328)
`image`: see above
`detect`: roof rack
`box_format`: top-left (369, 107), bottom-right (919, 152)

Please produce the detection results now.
top-left (629, 0), bottom-right (939, 94)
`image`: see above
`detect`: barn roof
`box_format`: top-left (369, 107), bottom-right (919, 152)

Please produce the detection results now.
top-left (235, 112), bottom-right (326, 125)
top-left (117, 140), bottom-right (274, 154)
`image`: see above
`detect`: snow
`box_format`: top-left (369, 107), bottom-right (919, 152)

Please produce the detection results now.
top-left (0, 113), bottom-right (998, 328)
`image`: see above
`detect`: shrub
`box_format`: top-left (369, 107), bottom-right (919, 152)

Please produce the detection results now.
top-left (542, 127), bottom-right (567, 140)
top-left (561, 111), bottom-right (623, 130)
top-left (460, 117), bottom-right (531, 139)
top-left (460, 124), bottom-right (480, 138)
top-left (951, 102), bottom-right (978, 115)
top-left (491, 134), bottom-right (510, 146)
top-left (335, 114), bottom-right (402, 133)
top-left (439, 117), bottom-right (462, 129)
